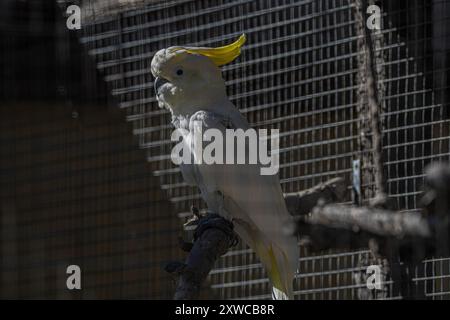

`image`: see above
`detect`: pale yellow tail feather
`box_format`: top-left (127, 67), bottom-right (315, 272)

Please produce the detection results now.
top-left (267, 245), bottom-right (294, 300)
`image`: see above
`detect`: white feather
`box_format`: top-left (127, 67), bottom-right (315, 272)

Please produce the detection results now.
top-left (175, 108), bottom-right (299, 298)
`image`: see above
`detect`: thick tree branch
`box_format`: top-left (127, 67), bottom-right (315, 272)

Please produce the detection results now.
top-left (166, 213), bottom-right (238, 300)
top-left (306, 204), bottom-right (430, 238)
top-left (292, 163), bottom-right (450, 263)
top-left (294, 203), bottom-right (436, 262)
top-left (284, 177), bottom-right (348, 216)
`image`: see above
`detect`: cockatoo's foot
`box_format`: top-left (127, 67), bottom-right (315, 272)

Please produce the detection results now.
top-left (193, 213), bottom-right (238, 246)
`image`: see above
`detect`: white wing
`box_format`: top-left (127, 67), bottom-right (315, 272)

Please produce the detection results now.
top-left (178, 109), bottom-right (298, 298)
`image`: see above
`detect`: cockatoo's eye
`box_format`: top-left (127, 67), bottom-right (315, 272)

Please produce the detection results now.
top-left (176, 69), bottom-right (183, 76)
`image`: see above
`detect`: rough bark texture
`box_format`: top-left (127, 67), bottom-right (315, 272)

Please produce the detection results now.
top-left (166, 214), bottom-right (237, 300)
top-left (284, 177), bottom-right (348, 216)
top-left (307, 204), bottom-right (430, 238)
top-left (361, 0), bottom-right (387, 196)
top-left (352, 0), bottom-right (393, 299)
top-left (294, 203), bottom-right (435, 262)
top-left (294, 164), bottom-right (450, 262)
top-left (354, 0), bottom-right (388, 202)
top-left (173, 228), bottom-right (233, 299)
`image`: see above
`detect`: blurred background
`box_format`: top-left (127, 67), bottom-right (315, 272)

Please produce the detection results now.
top-left (0, 0), bottom-right (449, 299)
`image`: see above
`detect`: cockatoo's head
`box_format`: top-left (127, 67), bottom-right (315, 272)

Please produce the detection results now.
top-left (151, 35), bottom-right (246, 115)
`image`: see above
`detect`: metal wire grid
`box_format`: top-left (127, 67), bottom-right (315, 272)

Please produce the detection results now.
top-left (80, 0), bottom-right (450, 299)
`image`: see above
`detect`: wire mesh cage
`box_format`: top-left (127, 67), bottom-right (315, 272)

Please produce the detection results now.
top-left (77, 0), bottom-right (450, 299)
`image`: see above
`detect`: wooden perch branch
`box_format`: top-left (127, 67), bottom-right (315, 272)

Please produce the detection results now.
top-left (294, 203), bottom-right (436, 263)
top-left (306, 204), bottom-right (430, 238)
top-left (284, 177), bottom-right (348, 216)
top-left (293, 163), bottom-right (450, 264)
top-left (166, 213), bottom-right (238, 300)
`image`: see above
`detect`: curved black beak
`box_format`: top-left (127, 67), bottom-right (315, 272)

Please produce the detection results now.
top-left (154, 77), bottom-right (168, 95)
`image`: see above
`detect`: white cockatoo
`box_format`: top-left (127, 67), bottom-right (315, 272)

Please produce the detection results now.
top-left (151, 35), bottom-right (298, 299)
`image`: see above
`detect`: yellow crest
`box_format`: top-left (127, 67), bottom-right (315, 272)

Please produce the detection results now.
top-left (170, 34), bottom-right (246, 66)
